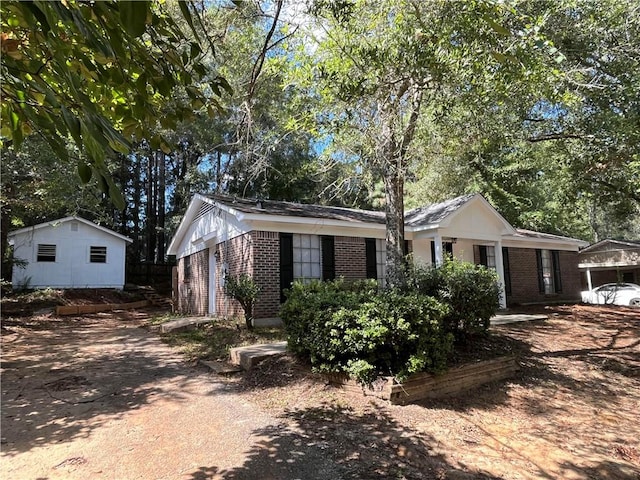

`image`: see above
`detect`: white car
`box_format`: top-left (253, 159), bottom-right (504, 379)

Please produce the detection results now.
top-left (581, 283), bottom-right (640, 307)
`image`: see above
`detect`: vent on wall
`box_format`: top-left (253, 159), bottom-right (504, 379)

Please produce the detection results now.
top-left (70, 222), bottom-right (79, 231)
top-left (193, 203), bottom-right (216, 222)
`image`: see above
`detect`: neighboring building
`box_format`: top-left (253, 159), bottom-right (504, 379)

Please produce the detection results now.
top-left (167, 194), bottom-right (588, 322)
top-left (578, 239), bottom-right (640, 289)
top-left (8, 216), bottom-right (132, 289)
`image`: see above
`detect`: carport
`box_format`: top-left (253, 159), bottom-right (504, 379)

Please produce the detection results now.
top-left (579, 239), bottom-right (640, 290)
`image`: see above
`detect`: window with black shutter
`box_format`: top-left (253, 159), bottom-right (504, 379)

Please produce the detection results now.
top-left (536, 249), bottom-right (562, 294)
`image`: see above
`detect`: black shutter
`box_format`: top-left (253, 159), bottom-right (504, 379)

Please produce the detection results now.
top-left (535, 249), bottom-right (545, 293)
top-left (279, 233), bottom-right (293, 303)
top-left (403, 240), bottom-right (410, 255)
top-left (479, 245), bottom-right (488, 266)
top-left (552, 250), bottom-right (562, 293)
top-left (430, 240), bottom-right (436, 265)
top-left (502, 247), bottom-right (512, 296)
top-left (321, 236), bottom-right (335, 281)
top-left (365, 238), bottom-right (377, 279)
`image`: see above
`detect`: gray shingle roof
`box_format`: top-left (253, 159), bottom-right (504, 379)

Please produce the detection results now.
top-left (404, 194), bottom-right (476, 227)
top-left (205, 194), bottom-right (386, 224)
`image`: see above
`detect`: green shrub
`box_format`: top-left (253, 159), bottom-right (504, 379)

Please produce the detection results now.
top-left (407, 258), bottom-right (501, 339)
top-left (225, 274), bottom-right (261, 330)
top-left (280, 278), bottom-right (377, 357)
top-left (280, 280), bottom-right (452, 385)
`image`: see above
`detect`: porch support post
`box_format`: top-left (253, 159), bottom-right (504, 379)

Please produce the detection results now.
top-left (494, 240), bottom-right (507, 309)
top-left (586, 268), bottom-right (592, 291)
top-left (434, 233), bottom-right (443, 266)
top-left (208, 246), bottom-right (217, 316)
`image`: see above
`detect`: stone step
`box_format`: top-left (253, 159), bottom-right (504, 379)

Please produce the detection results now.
top-left (229, 341), bottom-right (288, 371)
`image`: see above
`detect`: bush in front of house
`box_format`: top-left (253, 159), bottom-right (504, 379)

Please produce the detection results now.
top-left (280, 279), bottom-right (453, 385)
top-left (280, 278), bottom-right (378, 359)
top-left (225, 274), bottom-right (261, 330)
top-left (406, 258), bottom-right (501, 339)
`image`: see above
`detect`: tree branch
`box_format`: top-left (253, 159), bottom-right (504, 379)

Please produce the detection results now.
top-left (527, 133), bottom-right (586, 142)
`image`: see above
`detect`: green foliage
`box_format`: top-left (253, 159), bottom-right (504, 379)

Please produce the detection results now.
top-left (224, 274), bottom-right (261, 330)
top-left (279, 279), bottom-right (378, 357)
top-left (280, 279), bottom-right (452, 385)
top-left (0, 0), bottom-right (229, 209)
top-left (406, 259), bottom-right (501, 339)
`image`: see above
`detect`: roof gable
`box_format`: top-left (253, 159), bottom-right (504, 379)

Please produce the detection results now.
top-left (580, 238), bottom-right (640, 254)
top-left (8, 216), bottom-right (132, 243)
top-left (405, 194), bottom-right (475, 227)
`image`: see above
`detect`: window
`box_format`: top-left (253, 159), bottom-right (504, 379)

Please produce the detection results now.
top-left (70, 222), bottom-right (78, 232)
top-left (90, 246), bottom-right (107, 263)
top-left (536, 249), bottom-right (562, 294)
top-left (37, 244), bottom-right (56, 262)
top-left (184, 255), bottom-right (191, 280)
top-left (477, 245), bottom-right (496, 269)
top-left (292, 234), bottom-right (321, 282)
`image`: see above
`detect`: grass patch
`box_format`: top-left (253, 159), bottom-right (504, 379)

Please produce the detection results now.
top-left (159, 317), bottom-right (287, 362)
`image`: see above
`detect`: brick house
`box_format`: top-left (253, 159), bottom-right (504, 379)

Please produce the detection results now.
top-left (578, 239), bottom-right (640, 289)
top-left (167, 193), bottom-right (587, 323)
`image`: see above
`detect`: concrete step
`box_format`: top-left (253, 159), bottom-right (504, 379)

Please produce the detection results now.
top-left (159, 317), bottom-right (212, 333)
top-left (229, 341), bottom-right (288, 371)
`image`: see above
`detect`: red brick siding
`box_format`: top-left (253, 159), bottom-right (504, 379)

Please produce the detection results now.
top-left (506, 247), bottom-right (581, 305)
top-left (215, 234), bottom-right (253, 319)
top-left (176, 249), bottom-right (209, 315)
top-left (335, 236), bottom-right (367, 279)
top-left (253, 231), bottom-right (281, 319)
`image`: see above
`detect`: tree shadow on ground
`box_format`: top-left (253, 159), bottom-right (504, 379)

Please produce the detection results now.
top-left (1, 314), bottom-right (203, 457)
top-left (185, 403), bottom-right (502, 480)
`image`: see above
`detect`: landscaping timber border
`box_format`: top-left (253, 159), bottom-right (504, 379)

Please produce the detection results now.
top-left (56, 300), bottom-right (151, 316)
top-left (326, 356), bottom-right (519, 405)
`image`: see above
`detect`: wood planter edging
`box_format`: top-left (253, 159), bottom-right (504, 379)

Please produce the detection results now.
top-left (326, 356), bottom-right (519, 405)
top-left (56, 300), bottom-right (151, 316)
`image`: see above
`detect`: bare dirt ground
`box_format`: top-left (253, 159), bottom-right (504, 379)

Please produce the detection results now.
top-left (1, 303), bottom-right (639, 479)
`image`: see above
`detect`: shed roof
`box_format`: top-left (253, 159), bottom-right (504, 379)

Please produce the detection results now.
top-left (8, 216), bottom-right (133, 243)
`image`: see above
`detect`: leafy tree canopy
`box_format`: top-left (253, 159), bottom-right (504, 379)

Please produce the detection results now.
top-left (0, 0), bottom-right (230, 209)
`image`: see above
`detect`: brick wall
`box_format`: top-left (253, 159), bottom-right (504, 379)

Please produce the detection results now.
top-left (507, 247), bottom-right (581, 305)
top-left (253, 231), bottom-right (281, 319)
top-left (176, 249), bottom-right (209, 315)
top-left (335, 236), bottom-right (367, 279)
top-left (215, 234), bottom-right (253, 319)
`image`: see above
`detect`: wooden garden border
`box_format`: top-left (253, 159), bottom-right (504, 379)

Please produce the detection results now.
top-left (56, 300), bottom-right (150, 316)
top-left (326, 356), bottom-right (519, 405)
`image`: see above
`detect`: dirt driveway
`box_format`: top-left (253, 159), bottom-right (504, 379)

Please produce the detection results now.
top-left (0, 312), bottom-right (344, 480)
top-left (2, 305), bottom-right (639, 480)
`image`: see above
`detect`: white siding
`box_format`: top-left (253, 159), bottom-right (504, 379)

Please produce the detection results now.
top-left (11, 220), bottom-right (128, 289)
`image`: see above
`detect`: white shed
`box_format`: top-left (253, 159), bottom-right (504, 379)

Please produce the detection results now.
top-left (8, 216), bottom-right (132, 289)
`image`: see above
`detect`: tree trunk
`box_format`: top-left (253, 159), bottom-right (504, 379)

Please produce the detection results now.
top-left (383, 156), bottom-right (406, 288)
top-left (157, 151), bottom-right (166, 262)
